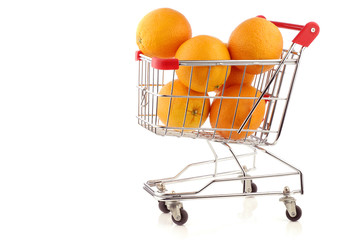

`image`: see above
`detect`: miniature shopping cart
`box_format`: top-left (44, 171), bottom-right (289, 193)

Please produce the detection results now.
top-left (136, 16), bottom-right (319, 225)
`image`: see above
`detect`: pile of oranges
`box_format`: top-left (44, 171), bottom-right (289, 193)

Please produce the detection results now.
top-left (136, 8), bottom-right (283, 140)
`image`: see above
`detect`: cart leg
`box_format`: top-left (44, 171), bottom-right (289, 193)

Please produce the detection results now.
top-left (222, 142), bottom-right (258, 193)
top-left (222, 143), bottom-right (246, 177)
top-left (206, 140), bottom-right (219, 177)
top-left (243, 172), bottom-right (257, 193)
top-left (244, 176), bottom-right (253, 193)
top-left (252, 147), bottom-right (257, 170)
top-left (279, 186), bottom-right (302, 221)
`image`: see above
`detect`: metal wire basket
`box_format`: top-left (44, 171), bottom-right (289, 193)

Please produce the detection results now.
top-left (136, 16), bottom-right (319, 225)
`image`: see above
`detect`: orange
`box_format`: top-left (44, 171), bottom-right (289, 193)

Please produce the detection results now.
top-left (228, 17), bottom-right (283, 74)
top-left (214, 67), bottom-right (255, 95)
top-left (136, 8), bottom-right (192, 58)
top-left (175, 35), bottom-right (231, 93)
top-left (157, 80), bottom-right (210, 128)
top-left (210, 85), bottom-right (266, 140)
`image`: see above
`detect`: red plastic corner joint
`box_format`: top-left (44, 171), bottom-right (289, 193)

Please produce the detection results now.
top-left (292, 22), bottom-right (320, 47)
top-left (151, 57), bottom-right (179, 70)
top-left (263, 93), bottom-right (271, 103)
top-left (135, 50), bottom-right (142, 61)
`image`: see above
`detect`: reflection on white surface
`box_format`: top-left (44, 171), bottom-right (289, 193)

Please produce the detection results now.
top-left (239, 197), bottom-right (258, 219)
top-left (158, 212), bottom-right (189, 238)
top-left (286, 221), bottom-right (302, 236)
top-left (172, 225), bottom-right (188, 238)
top-left (158, 213), bottom-right (172, 226)
top-left (155, 197), bottom-right (303, 239)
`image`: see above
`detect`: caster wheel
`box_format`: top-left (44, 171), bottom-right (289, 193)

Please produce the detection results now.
top-left (171, 208), bottom-right (188, 226)
top-left (251, 182), bottom-right (257, 193)
top-left (286, 205), bottom-right (302, 221)
top-left (158, 201), bottom-right (170, 213)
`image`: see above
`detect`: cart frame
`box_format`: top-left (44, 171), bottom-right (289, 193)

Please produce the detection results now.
top-left (136, 15), bottom-right (319, 224)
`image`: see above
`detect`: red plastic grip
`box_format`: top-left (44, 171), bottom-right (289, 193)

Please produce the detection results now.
top-left (292, 22), bottom-right (319, 47)
top-left (135, 50), bottom-right (179, 69)
top-left (151, 57), bottom-right (179, 70)
top-left (256, 15), bottom-right (319, 47)
top-left (135, 50), bottom-right (142, 61)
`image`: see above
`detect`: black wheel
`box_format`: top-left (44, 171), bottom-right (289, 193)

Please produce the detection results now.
top-left (158, 201), bottom-right (170, 213)
top-left (171, 208), bottom-right (188, 225)
top-left (286, 205), bottom-right (302, 221)
top-left (251, 182), bottom-right (257, 193)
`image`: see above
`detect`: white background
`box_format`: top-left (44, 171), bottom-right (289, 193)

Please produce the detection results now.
top-left (1, 0), bottom-right (359, 239)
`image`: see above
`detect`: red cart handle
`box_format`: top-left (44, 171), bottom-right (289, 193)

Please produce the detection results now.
top-left (257, 15), bottom-right (319, 47)
top-left (135, 50), bottom-right (179, 70)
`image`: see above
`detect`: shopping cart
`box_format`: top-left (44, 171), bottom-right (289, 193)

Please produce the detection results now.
top-left (136, 16), bottom-right (319, 225)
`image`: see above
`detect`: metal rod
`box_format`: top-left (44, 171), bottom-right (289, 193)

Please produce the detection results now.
top-left (136, 117), bottom-right (278, 133)
top-left (147, 151), bottom-right (257, 186)
top-left (212, 65), bottom-right (231, 139)
top-left (145, 170), bottom-right (300, 197)
top-left (178, 59), bottom-right (298, 66)
top-left (160, 190), bottom-right (303, 201)
top-left (139, 54), bottom-right (298, 66)
top-left (136, 87), bottom-right (287, 100)
top-left (144, 182), bottom-right (302, 201)
top-left (253, 145), bottom-right (302, 173)
top-left (222, 142), bottom-right (246, 193)
top-left (254, 145), bottom-right (304, 194)
top-left (143, 143), bottom-right (303, 201)
top-left (180, 66), bottom-right (194, 137)
top-left (273, 46), bottom-right (306, 144)
top-left (206, 140), bottom-right (219, 176)
top-left (149, 170), bottom-right (299, 186)
top-left (237, 43), bottom-right (296, 134)
top-left (197, 66), bottom-right (212, 138)
top-left (228, 67), bottom-right (246, 140)
top-left (164, 70), bottom-right (176, 135)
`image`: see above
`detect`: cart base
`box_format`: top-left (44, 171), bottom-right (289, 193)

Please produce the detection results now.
top-left (143, 141), bottom-right (304, 224)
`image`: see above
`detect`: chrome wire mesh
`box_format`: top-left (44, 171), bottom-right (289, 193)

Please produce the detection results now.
top-left (137, 47), bottom-right (303, 146)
